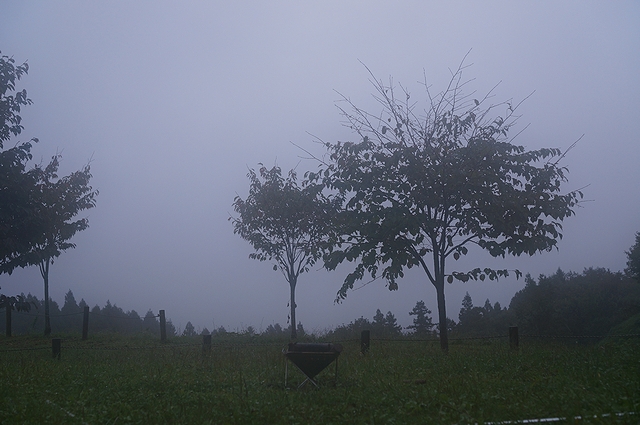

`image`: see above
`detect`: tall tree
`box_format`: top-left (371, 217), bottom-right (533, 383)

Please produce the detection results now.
top-left (0, 52), bottom-right (98, 335)
top-left (625, 232), bottom-right (640, 282)
top-left (23, 155), bottom-right (97, 335)
top-left (314, 61), bottom-right (583, 351)
top-left (231, 165), bottom-right (334, 339)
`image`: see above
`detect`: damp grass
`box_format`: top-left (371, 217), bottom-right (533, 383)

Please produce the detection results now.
top-left (0, 334), bottom-right (638, 424)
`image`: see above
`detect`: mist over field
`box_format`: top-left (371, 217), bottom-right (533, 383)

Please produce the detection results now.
top-left (1, 1), bottom-right (639, 334)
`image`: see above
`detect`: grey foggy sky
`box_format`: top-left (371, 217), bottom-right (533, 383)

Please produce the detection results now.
top-left (1, 1), bottom-right (639, 333)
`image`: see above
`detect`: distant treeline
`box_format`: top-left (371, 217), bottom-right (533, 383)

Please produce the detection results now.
top-left (2, 267), bottom-right (638, 340)
top-left (0, 290), bottom-right (178, 337)
top-left (326, 267), bottom-right (640, 341)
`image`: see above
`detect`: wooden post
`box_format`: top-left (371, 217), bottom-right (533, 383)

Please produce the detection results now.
top-left (82, 306), bottom-right (89, 340)
top-left (202, 334), bottom-right (212, 353)
top-left (509, 326), bottom-right (519, 350)
top-left (5, 305), bottom-right (11, 337)
top-left (361, 330), bottom-right (370, 355)
top-left (159, 310), bottom-right (167, 342)
top-left (52, 338), bottom-right (61, 359)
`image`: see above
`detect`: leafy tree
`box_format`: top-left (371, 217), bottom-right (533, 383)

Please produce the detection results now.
top-left (314, 61), bottom-right (583, 351)
top-left (407, 300), bottom-right (435, 336)
top-left (0, 52), bottom-right (44, 274)
top-left (0, 52), bottom-right (98, 335)
top-left (0, 52), bottom-right (32, 145)
top-left (23, 155), bottom-right (98, 335)
top-left (231, 164), bottom-right (334, 339)
top-left (625, 232), bottom-right (640, 282)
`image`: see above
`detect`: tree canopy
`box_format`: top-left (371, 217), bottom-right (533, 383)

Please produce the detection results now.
top-left (509, 268), bottom-right (640, 338)
top-left (625, 232), bottom-right (640, 282)
top-left (0, 51), bottom-right (98, 335)
top-left (231, 164), bottom-right (335, 339)
top-left (0, 52), bottom-right (44, 274)
top-left (312, 62), bottom-right (583, 351)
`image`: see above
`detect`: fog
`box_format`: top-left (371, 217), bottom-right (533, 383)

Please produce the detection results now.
top-left (1, 1), bottom-right (639, 334)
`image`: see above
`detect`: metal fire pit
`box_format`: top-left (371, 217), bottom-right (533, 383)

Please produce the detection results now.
top-left (283, 342), bottom-right (343, 388)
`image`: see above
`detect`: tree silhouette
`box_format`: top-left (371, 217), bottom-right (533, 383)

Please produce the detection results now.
top-left (183, 321), bottom-right (196, 337)
top-left (0, 52), bottom-right (98, 335)
top-left (407, 300), bottom-right (435, 336)
top-left (314, 60), bottom-right (583, 351)
top-left (625, 232), bottom-right (640, 282)
top-left (0, 52), bottom-right (44, 275)
top-left (24, 155), bottom-right (97, 335)
top-left (231, 164), bottom-right (335, 339)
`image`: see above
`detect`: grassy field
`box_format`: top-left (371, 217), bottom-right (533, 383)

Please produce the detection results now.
top-left (0, 334), bottom-right (638, 424)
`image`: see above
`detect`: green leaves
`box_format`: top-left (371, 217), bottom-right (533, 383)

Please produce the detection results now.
top-left (450, 268), bottom-right (517, 283)
top-left (321, 63), bottom-right (580, 308)
top-left (231, 164), bottom-right (334, 285)
top-left (0, 52), bottom-right (32, 149)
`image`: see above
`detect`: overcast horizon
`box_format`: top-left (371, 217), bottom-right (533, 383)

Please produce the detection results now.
top-left (1, 1), bottom-right (639, 334)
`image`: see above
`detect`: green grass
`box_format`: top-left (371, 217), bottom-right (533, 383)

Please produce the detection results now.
top-left (0, 334), bottom-right (638, 424)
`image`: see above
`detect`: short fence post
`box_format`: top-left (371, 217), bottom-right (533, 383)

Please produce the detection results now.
top-left (52, 338), bottom-right (61, 359)
top-left (82, 306), bottom-right (89, 340)
top-left (159, 310), bottom-right (166, 342)
top-left (5, 305), bottom-right (11, 337)
top-left (509, 326), bottom-right (519, 350)
top-left (361, 330), bottom-right (370, 355)
top-left (202, 334), bottom-right (212, 353)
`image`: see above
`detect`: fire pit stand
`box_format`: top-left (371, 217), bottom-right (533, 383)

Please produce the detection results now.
top-left (283, 342), bottom-right (343, 388)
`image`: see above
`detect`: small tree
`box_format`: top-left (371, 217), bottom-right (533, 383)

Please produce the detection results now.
top-left (371, 308), bottom-right (402, 336)
top-left (407, 300), bottom-right (435, 336)
top-left (0, 291), bottom-right (36, 336)
top-left (183, 321), bottom-right (196, 337)
top-left (315, 60), bottom-right (583, 351)
top-left (143, 310), bottom-right (159, 334)
top-left (372, 308), bottom-right (385, 332)
top-left (384, 311), bottom-right (402, 336)
top-left (625, 232), bottom-right (640, 282)
top-left (61, 289), bottom-right (80, 315)
top-left (231, 164), bottom-right (334, 339)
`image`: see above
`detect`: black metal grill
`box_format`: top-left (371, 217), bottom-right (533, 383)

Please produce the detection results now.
top-left (283, 342), bottom-right (343, 388)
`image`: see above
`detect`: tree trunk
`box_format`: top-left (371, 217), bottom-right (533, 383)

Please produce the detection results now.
top-left (40, 258), bottom-right (51, 336)
top-left (435, 281), bottom-right (448, 352)
top-left (289, 279), bottom-right (297, 340)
